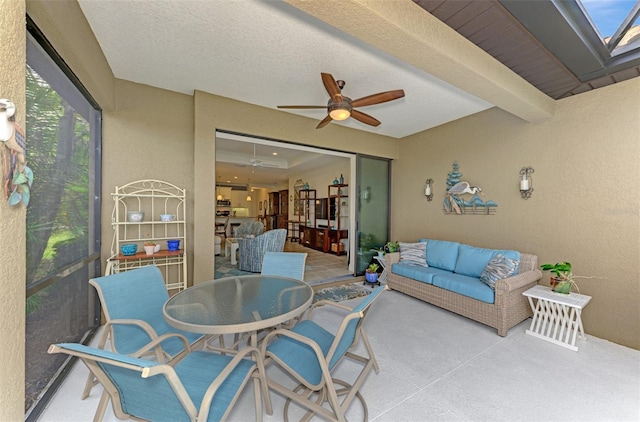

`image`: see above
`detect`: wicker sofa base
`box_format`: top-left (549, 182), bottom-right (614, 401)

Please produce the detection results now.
top-left (387, 253), bottom-right (541, 336)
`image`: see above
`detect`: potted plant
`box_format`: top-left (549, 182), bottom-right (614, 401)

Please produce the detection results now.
top-left (384, 241), bottom-right (399, 253)
top-left (143, 241), bottom-right (160, 255)
top-left (540, 261), bottom-right (603, 294)
top-left (370, 246), bottom-right (385, 257)
top-left (365, 262), bottom-right (379, 284)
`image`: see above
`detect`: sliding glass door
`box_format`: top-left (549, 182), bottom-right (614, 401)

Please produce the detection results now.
top-left (355, 155), bottom-right (390, 275)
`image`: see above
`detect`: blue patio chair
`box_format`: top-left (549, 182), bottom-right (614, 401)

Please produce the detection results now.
top-left (260, 285), bottom-right (388, 422)
top-left (81, 266), bottom-right (207, 400)
top-left (49, 342), bottom-right (272, 422)
top-left (261, 252), bottom-right (308, 281)
top-left (260, 252), bottom-right (308, 331)
top-left (238, 229), bottom-right (287, 272)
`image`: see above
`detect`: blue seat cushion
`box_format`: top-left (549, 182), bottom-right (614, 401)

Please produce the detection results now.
top-left (391, 263), bottom-right (451, 284)
top-left (432, 273), bottom-right (495, 304)
top-left (266, 320), bottom-right (334, 386)
top-left (419, 239), bottom-right (460, 271)
top-left (454, 244), bottom-right (521, 278)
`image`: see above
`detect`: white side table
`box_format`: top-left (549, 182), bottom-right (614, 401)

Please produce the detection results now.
top-left (373, 255), bottom-right (388, 284)
top-left (523, 285), bottom-right (592, 352)
top-left (224, 238), bottom-right (240, 265)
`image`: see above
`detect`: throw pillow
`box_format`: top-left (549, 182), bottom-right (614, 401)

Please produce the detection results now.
top-left (480, 254), bottom-right (519, 290)
top-left (399, 242), bottom-right (428, 267)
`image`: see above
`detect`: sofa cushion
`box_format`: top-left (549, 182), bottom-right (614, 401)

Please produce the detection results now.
top-left (480, 254), bottom-right (519, 290)
top-left (454, 245), bottom-right (521, 278)
top-left (399, 242), bottom-right (428, 267)
top-left (419, 239), bottom-right (460, 271)
top-left (432, 273), bottom-right (495, 304)
top-left (391, 263), bottom-right (451, 284)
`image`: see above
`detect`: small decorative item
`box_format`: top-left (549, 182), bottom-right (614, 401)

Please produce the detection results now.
top-left (519, 166), bottom-right (534, 199)
top-left (333, 177), bottom-right (339, 185)
top-left (127, 211), bottom-right (145, 222)
top-left (259, 201), bottom-right (262, 210)
top-left (425, 178), bottom-right (434, 201)
top-left (540, 261), bottom-right (605, 294)
top-left (160, 214), bottom-right (176, 222)
top-left (167, 239), bottom-right (180, 251)
top-left (1, 99), bottom-right (33, 207)
top-left (365, 263), bottom-right (380, 284)
top-left (143, 242), bottom-right (161, 255)
top-left (340, 174), bottom-right (344, 184)
top-left (120, 244), bottom-right (138, 256)
top-left (304, 182), bottom-right (309, 190)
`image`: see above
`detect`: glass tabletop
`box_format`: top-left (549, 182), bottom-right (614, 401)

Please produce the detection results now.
top-left (163, 275), bottom-right (313, 335)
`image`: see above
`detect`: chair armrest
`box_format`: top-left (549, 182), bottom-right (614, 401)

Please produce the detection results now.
top-left (106, 319), bottom-right (159, 340)
top-left (494, 269), bottom-right (542, 294)
top-left (106, 319), bottom-right (190, 362)
top-left (195, 346), bottom-right (273, 419)
top-left (135, 332), bottom-right (192, 361)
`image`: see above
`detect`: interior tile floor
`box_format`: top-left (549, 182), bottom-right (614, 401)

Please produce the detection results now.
top-left (218, 239), bottom-right (352, 284)
top-left (38, 288), bottom-right (640, 421)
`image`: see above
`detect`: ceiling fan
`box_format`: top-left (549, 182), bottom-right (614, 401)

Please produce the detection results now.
top-left (277, 73), bottom-right (405, 129)
top-left (236, 144), bottom-right (279, 173)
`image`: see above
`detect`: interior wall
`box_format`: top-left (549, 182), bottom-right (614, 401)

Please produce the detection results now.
top-left (0, 1), bottom-right (27, 418)
top-left (392, 79), bottom-right (640, 349)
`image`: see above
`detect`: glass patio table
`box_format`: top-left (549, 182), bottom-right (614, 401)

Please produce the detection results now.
top-left (163, 274), bottom-right (313, 346)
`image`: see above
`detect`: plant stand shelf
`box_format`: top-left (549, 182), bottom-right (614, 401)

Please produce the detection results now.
top-left (523, 285), bottom-right (591, 352)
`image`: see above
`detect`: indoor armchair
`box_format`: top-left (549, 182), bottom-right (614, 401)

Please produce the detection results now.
top-left (237, 229), bottom-right (287, 272)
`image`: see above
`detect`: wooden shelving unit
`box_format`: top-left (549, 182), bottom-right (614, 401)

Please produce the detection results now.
top-left (328, 184), bottom-right (348, 256)
top-left (297, 189), bottom-right (316, 248)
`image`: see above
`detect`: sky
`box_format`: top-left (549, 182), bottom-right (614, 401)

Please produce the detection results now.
top-left (580, 0), bottom-right (638, 37)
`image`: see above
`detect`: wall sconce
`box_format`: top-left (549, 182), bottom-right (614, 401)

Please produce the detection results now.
top-left (425, 179), bottom-right (434, 201)
top-left (361, 186), bottom-right (371, 203)
top-left (519, 167), bottom-right (534, 199)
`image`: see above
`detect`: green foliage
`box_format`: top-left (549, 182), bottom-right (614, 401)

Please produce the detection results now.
top-left (540, 262), bottom-right (572, 278)
top-left (367, 262), bottom-right (379, 273)
top-left (25, 64), bottom-right (91, 286)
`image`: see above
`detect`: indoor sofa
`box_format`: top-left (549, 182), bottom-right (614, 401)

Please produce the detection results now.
top-left (386, 239), bottom-right (541, 336)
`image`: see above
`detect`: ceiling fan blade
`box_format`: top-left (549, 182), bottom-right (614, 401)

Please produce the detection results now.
top-left (350, 109), bottom-right (381, 127)
top-left (277, 105), bottom-right (326, 109)
top-left (321, 73), bottom-right (341, 100)
top-left (316, 115), bottom-right (333, 129)
top-left (351, 89), bottom-right (405, 108)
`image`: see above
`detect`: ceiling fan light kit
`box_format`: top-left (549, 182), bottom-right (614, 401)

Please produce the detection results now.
top-left (278, 72), bottom-right (404, 129)
top-left (328, 98), bottom-right (352, 121)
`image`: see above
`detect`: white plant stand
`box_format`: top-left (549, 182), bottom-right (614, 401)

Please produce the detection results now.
top-left (523, 285), bottom-right (592, 352)
top-left (373, 255), bottom-right (388, 284)
top-left (105, 179), bottom-right (187, 292)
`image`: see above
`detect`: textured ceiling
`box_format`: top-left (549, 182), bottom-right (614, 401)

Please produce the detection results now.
top-left (76, 0), bottom-right (638, 186)
top-left (77, 0), bottom-right (493, 140)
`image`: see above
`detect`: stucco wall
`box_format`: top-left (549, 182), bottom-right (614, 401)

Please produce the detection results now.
top-left (392, 78), bottom-right (640, 349)
top-left (0, 0), bottom-right (26, 419)
top-left (100, 80), bottom-right (196, 277)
